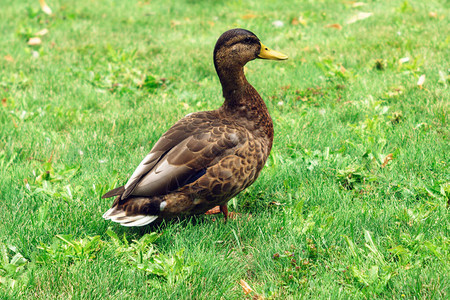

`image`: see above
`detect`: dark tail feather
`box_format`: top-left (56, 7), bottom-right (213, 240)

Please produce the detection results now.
top-left (102, 186), bottom-right (125, 198)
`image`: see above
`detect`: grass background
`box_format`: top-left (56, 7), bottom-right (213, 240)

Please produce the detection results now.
top-left (0, 0), bottom-right (449, 298)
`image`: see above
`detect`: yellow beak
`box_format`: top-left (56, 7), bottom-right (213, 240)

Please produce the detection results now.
top-left (258, 43), bottom-right (288, 60)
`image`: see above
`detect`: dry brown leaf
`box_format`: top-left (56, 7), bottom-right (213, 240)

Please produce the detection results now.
top-left (39, 0), bottom-right (52, 15)
top-left (239, 280), bottom-right (254, 295)
top-left (381, 153), bottom-right (394, 168)
top-left (28, 37), bottom-right (42, 46)
top-left (35, 28), bottom-right (49, 36)
top-left (326, 23), bottom-right (343, 30)
top-left (417, 74), bottom-right (426, 88)
top-left (346, 12), bottom-right (373, 24)
top-left (4, 55), bottom-right (14, 62)
top-left (291, 18), bottom-right (299, 25)
top-left (242, 14), bottom-right (257, 19)
top-left (1, 98), bottom-right (7, 107)
top-left (170, 20), bottom-right (181, 27)
top-left (428, 12), bottom-right (437, 18)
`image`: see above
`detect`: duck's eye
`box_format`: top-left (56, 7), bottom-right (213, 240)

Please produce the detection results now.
top-left (243, 37), bottom-right (253, 44)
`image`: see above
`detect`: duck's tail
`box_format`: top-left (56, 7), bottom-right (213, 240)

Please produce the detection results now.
top-left (102, 196), bottom-right (161, 227)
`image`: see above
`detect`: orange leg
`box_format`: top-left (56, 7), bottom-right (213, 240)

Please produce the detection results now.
top-left (205, 205), bottom-right (229, 221)
top-left (220, 204), bottom-right (228, 220)
top-left (205, 206), bottom-right (221, 215)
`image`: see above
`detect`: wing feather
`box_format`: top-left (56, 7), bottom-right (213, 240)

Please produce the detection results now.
top-left (109, 112), bottom-right (242, 201)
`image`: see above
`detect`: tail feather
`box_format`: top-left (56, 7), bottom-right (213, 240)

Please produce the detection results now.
top-left (102, 205), bottom-right (158, 227)
top-left (120, 216), bottom-right (158, 227)
top-left (102, 206), bottom-right (125, 220)
top-left (102, 186), bottom-right (125, 199)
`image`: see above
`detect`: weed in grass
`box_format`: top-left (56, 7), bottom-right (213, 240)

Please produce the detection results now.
top-left (35, 234), bottom-right (104, 264)
top-left (0, 243), bottom-right (29, 290)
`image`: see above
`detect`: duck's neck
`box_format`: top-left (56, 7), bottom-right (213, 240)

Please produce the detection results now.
top-left (216, 64), bottom-right (274, 146)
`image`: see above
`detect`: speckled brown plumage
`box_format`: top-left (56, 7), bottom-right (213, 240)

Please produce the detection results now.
top-left (102, 28), bottom-right (287, 226)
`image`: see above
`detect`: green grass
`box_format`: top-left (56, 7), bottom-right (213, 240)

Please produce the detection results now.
top-left (0, 0), bottom-right (449, 298)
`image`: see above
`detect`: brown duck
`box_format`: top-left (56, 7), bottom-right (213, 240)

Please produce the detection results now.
top-left (102, 28), bottom-right (287, 226)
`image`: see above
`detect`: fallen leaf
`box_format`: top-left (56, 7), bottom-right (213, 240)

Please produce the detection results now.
top-left (35, 28), bottom-right (49, 36)
top-left (352, 2), bottom-right (366, 7)
top-left (428, 12), bottom-right (437, 18)
top-left (272, 20), bottom-right (284, 28)
top-left (24, 179), bottom-right (31, 191)
top-left (28, 37), bottom-right (42, 46)
top-left (4, 55), bottom-right (14, 62)
top-left (170, 20), bottom-right (181, 27)
top-left (346, 12), bottom-right (373, 24)
top-left (381, 153), bottom-right (394, 168)
top-left (39, 0), bottom-right (52, 15)
top-left (239, 280), bottom-right (254, 295)
top-left (399, 57), bottom-right (410, 64)
top-left (296, 16), bottom-right (307, 26)
top-left (1, 98), bottom-right (6, 107)
top-left (417, 74), bottom-right (426, 88)
top-left (326, 23), bottom-right (343, 30)
top-left (242, 14), bottom-right (257, 19)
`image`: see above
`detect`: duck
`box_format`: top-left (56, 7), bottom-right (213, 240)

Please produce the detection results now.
top-left (102, 28), bottom-right (287, 227)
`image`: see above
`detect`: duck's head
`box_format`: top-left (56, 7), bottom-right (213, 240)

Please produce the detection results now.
top-left (213, 28), bottom-right (288, 72)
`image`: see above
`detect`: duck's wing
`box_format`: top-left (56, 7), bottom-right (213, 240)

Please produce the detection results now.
top-left (102, 112), bottom-right (242, 201)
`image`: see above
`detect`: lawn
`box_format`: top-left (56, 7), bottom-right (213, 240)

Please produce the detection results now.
top-left (0, 0), bottom-right (448, 298)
